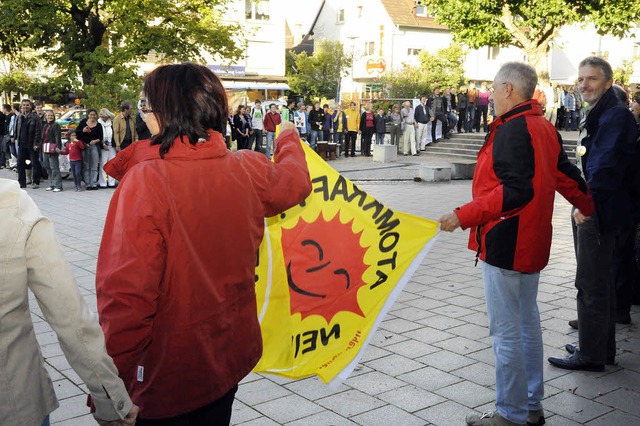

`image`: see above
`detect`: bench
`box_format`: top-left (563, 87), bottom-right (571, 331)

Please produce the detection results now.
top-left (418, 165), bottom-right (451, 182)
top-left (373, 144), bottom-right (398, 163)
top-left (451, 160), bottom-right (477, 180)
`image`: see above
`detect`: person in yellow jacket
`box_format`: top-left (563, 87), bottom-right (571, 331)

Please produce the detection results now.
top-left (345, 101), bottom-right (361, 157)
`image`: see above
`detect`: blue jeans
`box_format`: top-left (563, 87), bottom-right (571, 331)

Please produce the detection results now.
top-left (482, 261), bottom-right (543, 424)
top-left (310, 130), bottom-right (322, 148)
top-left (71, 160), bottom-right (83, 189)
top-left (375, 133), bottom-right (385, 144)
top-left (265, 131), bottom-right (276, 159)
top-left (41, 415), bottom-right (50, 426)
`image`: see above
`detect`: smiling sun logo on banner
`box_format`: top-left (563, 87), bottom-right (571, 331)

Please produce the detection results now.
top-left (253, 142), bottom-right (439, 385)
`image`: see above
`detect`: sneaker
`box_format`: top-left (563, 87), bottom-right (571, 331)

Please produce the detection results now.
top-left (31, 183), bottom-right (39, 189)
top-left (527, 409), bottom-right (545, 426)
top-left (45, 187), bottom-right (54, 191)
top-left (52, 188), bottom-right (62, 192)
top-left (466, 410), bottom-right (522, 425)
top-left (568, 319), bottom-right (578, 330)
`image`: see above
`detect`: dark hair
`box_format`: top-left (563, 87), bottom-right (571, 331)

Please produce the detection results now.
top-left (2, 104), bottom-right (10, 111)
top-left (67, 129), bottom-right (77, 137)
top-left (323, 104), bottom-right (329, 108)
top-left (86, 108), bottom-right (98, 116)
top-left (236, 104), bottom-right (246, 115)
top-left (143, 62), bottom-right (228, 158)
top-left (120, 101), bottom-right (132, 112)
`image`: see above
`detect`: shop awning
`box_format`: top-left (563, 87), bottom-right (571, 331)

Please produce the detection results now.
top-left (223, 81), bottom-right (290, 90)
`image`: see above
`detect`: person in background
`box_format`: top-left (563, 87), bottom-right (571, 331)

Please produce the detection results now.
top-left (388, 104), bottom-right (402, 146)
top-left (374, 108), bottom-right (387, 145)
top-left (294, 102), bottom-right (309, 142)
top-left (233, 105), bottom-right (250, 150)
top-left (332, 103), bottom-right (348, 156)
top-left (262, 102), bottom-right (281, 159)
top-left (401, 100), bottom-right (418, 156)
top-left (41, 111), bottom-right (63, 192)
top-left (440, 62), bottom-right (593, 426)
top-left (0, 178), bottom-right (138, 426)
top-left (98, 108), bottom-right (117, 188)
top-left (136, 92), bottom-right (153, 140)
top-left (249, 100), bottom-right (264, 152)
top-left (282, 99), bottom-right (296, 123)
top-left (457, 86), bottom-right (469, 133)
top-left (359, 103), bottom-right (375, 156)
top-left (96, 62), bottom-right (311, 425)
top-left (308, 102), bottom-right (324, 149)
top-left (59, 130), bottom-right (85, 191)
top-left (345, 101), bottom-right (360, 157)
top-left (0, 103), bottom-right (9, 168)
top-left (15, 99), bottom-right (43, 189)
top-left (114, 101), bottom-right (138, 151)
top-left (77, 108), bottom-right (103, 190)
top-left (322, 104), bottom-right (333, 143)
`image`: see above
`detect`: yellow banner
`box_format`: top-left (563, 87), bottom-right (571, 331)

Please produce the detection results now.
top-left (254, 142), bottom-right (439, 384)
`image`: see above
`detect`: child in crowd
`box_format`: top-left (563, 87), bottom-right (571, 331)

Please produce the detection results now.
top-left (374, 108), bottom-right (387, 145)
top-left (59, 130), bottom-right (85, 191)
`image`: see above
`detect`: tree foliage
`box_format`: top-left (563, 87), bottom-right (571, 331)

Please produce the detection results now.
top-left (381, 44), bottom-right (466, 98)
top-left (287, 39), bottom-right (353, 100)
top-left (0, 0), bottom-right (243, 103)
top-left (423, 0), bottom-right (640, 79)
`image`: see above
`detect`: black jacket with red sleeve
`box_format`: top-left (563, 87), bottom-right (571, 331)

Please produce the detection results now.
top-left (455, 100), bottom-right (594, 273)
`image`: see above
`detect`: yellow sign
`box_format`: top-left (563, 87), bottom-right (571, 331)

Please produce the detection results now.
top-left (254, 142), bottom-right (439, 384)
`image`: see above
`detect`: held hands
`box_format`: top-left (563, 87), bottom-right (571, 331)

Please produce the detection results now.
top-left (83, 126), bottom-right (91, 133)
top-left (573, 208), bottom-right (590, 225)
top-left (430, 117), bottom-right (435, 122)
top-left (439, 212), bottom-right (461, 232)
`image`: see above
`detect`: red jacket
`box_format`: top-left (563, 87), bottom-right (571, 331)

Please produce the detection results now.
top-left (96, 130), bottom-right (311, 419)
top-left (455, 100), bottom-right (594, 272)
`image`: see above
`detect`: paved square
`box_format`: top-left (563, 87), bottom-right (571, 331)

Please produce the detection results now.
top-left (3, 156), bottom-right (638, 425)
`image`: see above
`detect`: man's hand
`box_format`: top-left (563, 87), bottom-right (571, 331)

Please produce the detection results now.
top-left (279, 121), bottom-right (298, 135)
top-left (430, 117), bottom-right (435, 122)
top-left (573, 208), bottom-right (590, 225)
top-left (95, 404), bottom-right (139, 426)
top-left (439, 212), bottom-right (461, 232)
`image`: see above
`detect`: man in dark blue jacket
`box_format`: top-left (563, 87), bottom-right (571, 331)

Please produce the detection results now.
top-left (549, 57), bottom-right (638, 372)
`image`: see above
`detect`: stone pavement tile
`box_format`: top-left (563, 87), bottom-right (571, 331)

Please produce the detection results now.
top-left (451, 362), bottom-right (495, 387)
top-left (416, 314), bottom-right (465, 331)
top-left (379, 317), bottom-right (425, 334)
top-left (444, 294), bottom-right (486, 309)
top-left (390, 305), bottom-right (437, 321)
top-left (236, 378), bottom-right (293, 406)
top-left (403, 297), bottom-right (447, 311)
top-left (230, 400), bottom-right (262, 424)
top-left (36, 331), bottom-right (59, 346)
top-left (417, 350), bottom-right (476, 372)
top-left (430, 304), bottom-right (477, 320)
top-left (454, 285), bottom-right (486, 300)
top-left (398, 366), bottom-right (463, 391)
top-left (316, 389), bottom-right (386, 417)
top-left (595, 387), bottom-right (640, 416)
top-left (253, 394), bottom-right (324, 424)
top-left (46, 355), bottom-right (72, 372)
top-left (345, 370), bottom-right (407, 396)
top-left (383, 339), bottom-right (439, 359)
top-left (58, 369), bottom-right (83, 386)
top-left (45, 365), bottom-right (65, 382)
top-left (434, 336), bottom-right (490, 356)
top-left (284, 377), bottom-right (348, 401)
top-left (546, 372), bottom-right (620, 399)
top-left (235, 417), bottom-right (280, 425)
top-left (403, 327), bottom-right (455, 345)
top-left (369, 330), bottom-right (409, 347)
top-left (378, 384), bottom-right (446, 413)
top-left (52, 379), bottom-right (85, 400)
top-left (416, 287), bottom-right (459, 301)
top-left (539, 414), bottom-right (584, 425)
top-left (351, 404), bottom-right (426, 426)
top-left (49, 395), bottom-right (92, 423)
top-left (430, 280), bottom-right (474, 293)
top-left (434, 380), bottom-right (495, 409)
top-left (415, 400), bottom-right (469, 426)
top-left (41, 342), bottom-right (65, 358)
top-left (616, 350), bottom-right (640, 374)
top-left (358, 345), bottom-right (392, 363)
top-left (542, 391), bottom-right (613, 424)
top-left (365, 353), bottom-right (424, 377)
top-left (285, 411), bottom-right (357, 425)
top-left (585, 410), bottom-right (640, 425)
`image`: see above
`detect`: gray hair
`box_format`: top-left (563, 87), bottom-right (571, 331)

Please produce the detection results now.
top-left (578, 56), bottom-right (613, 82)
top-left (493, 62), bottom-right (538, 99)
top-left (99, 108), bottom-right (115, 120)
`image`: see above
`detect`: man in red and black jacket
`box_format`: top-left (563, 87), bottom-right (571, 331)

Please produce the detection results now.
top-left (440, 62), bottom-right (593, 426)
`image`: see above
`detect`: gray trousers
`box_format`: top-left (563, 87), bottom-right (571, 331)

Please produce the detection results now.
top-left (82, 144), bottom-right (100, 187)
top-left (43, 154), bottom-right (62, 189)
top-left (574, 214), bottom-right (617, 365)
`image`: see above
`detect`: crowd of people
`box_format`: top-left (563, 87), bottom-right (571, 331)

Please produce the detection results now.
top-left (0, 97), bottom-right (152, 191)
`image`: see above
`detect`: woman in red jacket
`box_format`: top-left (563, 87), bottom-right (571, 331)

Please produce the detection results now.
top-left (96, 63), bottom-right (311, 425)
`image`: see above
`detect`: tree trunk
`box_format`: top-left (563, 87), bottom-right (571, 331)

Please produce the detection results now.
top-left (523, 43), bottom-right (551, 82)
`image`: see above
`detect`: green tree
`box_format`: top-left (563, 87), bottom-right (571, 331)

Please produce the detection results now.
top-left (0, 0), bottom-right (243, 98)
top-left (423, 0), bottom-right (640, 80)
top-left (613, 58), bottom-right (638, 85)
top-left (381, 44), bottom-right (466, 98)
top-left (287, 39), bottom-right (353, 100)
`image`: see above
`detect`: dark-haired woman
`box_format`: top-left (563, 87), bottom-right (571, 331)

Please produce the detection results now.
top-left (76, 108), bottom-right (103, 189)
top-left (96, 62), bottom-right (311, 425)
top-left (233, 105), bottom-right (251, 150)
top-left (41, 111), bottom-right (63, 191)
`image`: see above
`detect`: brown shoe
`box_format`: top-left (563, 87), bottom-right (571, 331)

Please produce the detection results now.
top-left (568, 319), bottom-right (578, 330)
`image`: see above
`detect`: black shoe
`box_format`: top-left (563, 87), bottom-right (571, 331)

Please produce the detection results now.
top-left (527, 409), bottom-right (545, 426)
top-left (444, 135), bottom-right (451, 139)
top-left (568, 319), bottom-right (578, 330)
top-left (548, 352), bottom-right (604, 372)
top-left (566, 343), bottom-right (616, 365)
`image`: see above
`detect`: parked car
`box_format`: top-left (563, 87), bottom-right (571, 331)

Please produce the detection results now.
top-left (56, 108), bottom-right (87, 133)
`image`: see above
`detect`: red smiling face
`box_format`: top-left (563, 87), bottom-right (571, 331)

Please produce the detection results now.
top-left (281, 214), bottom-right (370, 322)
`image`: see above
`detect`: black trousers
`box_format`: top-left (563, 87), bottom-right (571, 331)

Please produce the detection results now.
top-left (17, 145), bottom-right (42, 187)
top-left (346, 131), bottom-right (358, 156)
top-left (613, 220), bottom-right (638, 315)
top-left (574, 215), bottom-right (616, 365)
top-left (136, 385), bottom-right (238, 426)
top-left (431, 113), bottom-right (449, 141)
top-left (361, 128), bottom-right (373, 155)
